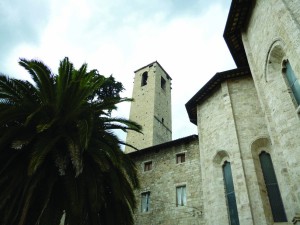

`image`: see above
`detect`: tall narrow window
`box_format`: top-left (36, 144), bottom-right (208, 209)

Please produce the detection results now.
top-left (176, 185), bottom-right (186, 206)
top-left (161, 76), bottom-right (166, 90)
top-left (259, 152), bottom-right (287, 222)
top-left (284, 60), bottom-right (300, 105)
top-left (141, 72), bottom-right (148, 86)
top-left (223, 161), bottom-right (240, 225)
top-left (141, 192), bottom-right (150, 212)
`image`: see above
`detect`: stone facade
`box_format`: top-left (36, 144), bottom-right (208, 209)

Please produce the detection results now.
top-left (127, 0), bottom-right (300, 224)
top-left (125, 61), bottom-right (172, 153)
top-left (129, 136), bottom-right (203, 225)
top-left (242, 1), bottom-right (300, 222)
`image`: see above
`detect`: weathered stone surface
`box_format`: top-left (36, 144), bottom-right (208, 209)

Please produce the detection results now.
top-left (129, 136), bottom-right (203, 225)
top-left (242, 0), bottom-right (300, 222)
top-left (125, 61), bottom-right (172, 153)
top-left (126, 1), bottom-right (300, 224)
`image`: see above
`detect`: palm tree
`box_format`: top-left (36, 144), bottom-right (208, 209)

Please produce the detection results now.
top-left (0, 57), bottom-right (142, 225)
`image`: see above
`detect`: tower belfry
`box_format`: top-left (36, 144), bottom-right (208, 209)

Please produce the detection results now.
top-left (125, 61), bottom-right (172, 153)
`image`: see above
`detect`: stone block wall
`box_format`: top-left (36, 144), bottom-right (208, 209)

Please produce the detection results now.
top-left (125, 64), bottom-right (157, 152)
top-left (153, 64), bottom-right (172, 145)
top-left (242, 0), bottom-right (300, 221)
top-left (125, 62), bottom-right (172, 153)
top-left (129, 136), bottom-right (203, 225)
top-left (196, 76), bottom-right (273, 225)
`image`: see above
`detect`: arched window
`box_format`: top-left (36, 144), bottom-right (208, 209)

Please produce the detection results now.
top-left (223, 161), bottom-right (240, 225)
top-left (141, 72), bottom-right (148, 86)
top-left (283, 60), bottom-right (300, 106)
top-left (259, 151), bottom-right (287, 222)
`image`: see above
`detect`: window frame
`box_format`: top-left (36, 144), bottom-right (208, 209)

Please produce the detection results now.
top-left (141, 191), bottom-right (151, 212)
top-left (259, 151), bottom-right (287, 222)
top-left (161, 76), bottom-right (166, 90)
top-left (222, 161), bottom-right (240, 225)
top-left (176, 185), bottom-right (187, 207)
top-left (282, 59), bottom-right (300, 111)
top-left (176, 152), bottom-right (186, 164)
top-left (143, 161), bottom-right (153, 172)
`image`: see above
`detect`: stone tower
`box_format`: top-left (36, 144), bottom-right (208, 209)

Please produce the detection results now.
top-left (125, 61), bottom-right (172, 153)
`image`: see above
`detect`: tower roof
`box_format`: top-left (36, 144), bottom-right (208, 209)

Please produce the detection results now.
top-left (134, 61), bottom-right (172, 80)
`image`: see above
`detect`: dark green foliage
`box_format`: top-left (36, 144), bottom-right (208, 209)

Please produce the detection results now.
top-left (0, 57), bottom-right (142, 225)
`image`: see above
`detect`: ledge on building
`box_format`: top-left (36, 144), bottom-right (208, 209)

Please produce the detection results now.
top-left (127, 135), bottom-right (198, 157)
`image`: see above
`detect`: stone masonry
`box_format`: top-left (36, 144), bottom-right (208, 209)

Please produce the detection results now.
top-left (125, 61), bottom-right (172, 153)
top-left (129, 136), bottom-right (203, 225)
top-left (127, 0), bottom-right (300, 224)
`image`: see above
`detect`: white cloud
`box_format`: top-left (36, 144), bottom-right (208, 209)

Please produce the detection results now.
top-left (1, 0), bottom-right (235, 142)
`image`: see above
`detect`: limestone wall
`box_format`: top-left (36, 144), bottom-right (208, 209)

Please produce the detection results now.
top-left (197, 76), bottom-right (271, 225)
top-left (125, 62), bottom-right (172, 153)
top-left (129, 136), bottom-right (203, 225)
top-left (242, 0), bottom-right (300, 220)
top-left (153, 64), bottom-right (172, 145)
top-left (125, 64), bottom-right (156, 152)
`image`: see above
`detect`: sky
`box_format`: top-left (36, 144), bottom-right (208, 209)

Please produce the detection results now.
top-left (0, 0), bottom-right (236, 144)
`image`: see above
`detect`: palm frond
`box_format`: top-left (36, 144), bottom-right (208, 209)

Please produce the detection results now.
top-left (19, 58), bottom-right (55, 104)
top-left (0, 57), bottom-right (142, 225)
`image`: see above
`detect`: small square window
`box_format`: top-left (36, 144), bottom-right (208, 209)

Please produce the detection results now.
top-left (176, 186), bottom-right (186, 206)
top-left (176, 153), bottom-right (185, 164)
top-left (141, 192), bottom-right (150, 212)
top-left (144, 161), bottom-right (152, 171)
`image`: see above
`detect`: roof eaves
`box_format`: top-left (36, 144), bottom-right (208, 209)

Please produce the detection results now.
top-left (223, 0), bottom-right (253, 67)
top-left (134, 61), bottom-right (172, 80)
top-left (127, 135), bottom-right (198, 157)
top-left (185, 67), bottom-right (251, 125)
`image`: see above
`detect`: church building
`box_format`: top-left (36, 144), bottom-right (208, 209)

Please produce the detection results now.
top-left (125, 0), bottom-right (300, 224)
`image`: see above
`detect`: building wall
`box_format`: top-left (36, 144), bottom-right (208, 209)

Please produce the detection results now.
top-left (242, 0), bottom-right (300, 221)
top-left (153, 64), bottom-right (172, 145)
top-left (197, 76), bottom-right (272, 225)
top-left (125, 62), bottom-right (172, 153)
top-left (128, 2), bottom-right (300, 225)
top-left (129, 137), bottom-right (203, 225)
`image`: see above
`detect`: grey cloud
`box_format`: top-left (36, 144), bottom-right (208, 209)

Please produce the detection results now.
top-left (166, 0), bottom-right (231, 18)
top-left (0, 0), bottom-right (51, 64)
top-left (85, 0), bottom-right (231, 33)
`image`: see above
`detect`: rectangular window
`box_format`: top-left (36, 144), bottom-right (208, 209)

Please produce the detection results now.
top-left (176, 153), bottom-right (185, 164)
top-left (144, 161), bottom-right (152, 171)
top-left (141, 192), bottom-right (150, 212)
top-left (285, 60), bottom-right (300, 105)
top-left (259, 152), bottom-right (287, 222)
top-left (161, 77), bottom-right (166, 90)
top-left (176, 185), bottom-right (186, 206)
top-left (223, 161), bottom-right (240, 225)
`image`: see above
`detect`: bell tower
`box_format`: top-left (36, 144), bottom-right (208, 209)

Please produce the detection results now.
top-left (125, 61), bottom-right (172, 153)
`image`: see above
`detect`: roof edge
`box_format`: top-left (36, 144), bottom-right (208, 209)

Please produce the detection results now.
top-left (185, 67), bottom-right (251, 125)
top-left (127, 134), bottom-right (198, 156)
top-left (223, 0), bottom-right (253, 67)
top-left (134, 61), bottom-right (172, 80)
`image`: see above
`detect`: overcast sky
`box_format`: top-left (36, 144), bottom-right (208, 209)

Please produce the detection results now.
top-left (1, 0), bottom-right (236, 144)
